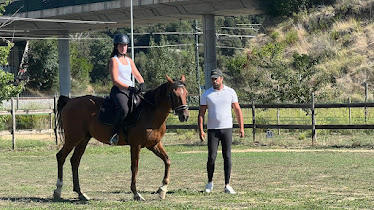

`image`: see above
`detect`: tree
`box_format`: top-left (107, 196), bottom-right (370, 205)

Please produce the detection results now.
top-left (0, 68), bottom-right (22, 103)
top-left (135, 38), bottom-right (197, 94)
top-left (70, 42), bottom-right (93, 94)
top-left (26, 39), bottom-right (59, 92)
top-left (89, 34), bottom-right (112, 84)
top-left (0, 2), bottom-right (23, 104)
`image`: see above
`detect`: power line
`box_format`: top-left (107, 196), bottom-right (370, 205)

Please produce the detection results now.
top-left (216, 33), bottom-right (255, 38)
top-left (132, 32), bottom-right (203, 35)
top-left (221, 26), bottom-right (259, 31)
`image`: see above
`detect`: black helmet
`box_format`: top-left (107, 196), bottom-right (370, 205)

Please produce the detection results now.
top-left (113, 34), bottom-right (129, 45)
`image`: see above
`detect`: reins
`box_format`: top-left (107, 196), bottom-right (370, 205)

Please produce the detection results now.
top-left (137, 93), bottom-right (154, 106)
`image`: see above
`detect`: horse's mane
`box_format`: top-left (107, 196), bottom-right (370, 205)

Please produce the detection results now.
top-left (142, 79), bottom-right (185, 108)
top-left (143, 82), bottom-right (169, 107)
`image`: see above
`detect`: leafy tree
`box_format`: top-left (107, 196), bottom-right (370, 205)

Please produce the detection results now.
top-left (70, 42), bottom-right (93, 94)
top-left (226, 42), bottom-right (327, 104)
top-left (89, 34), bottom-right (112, 84)
top-left (263, 0), bottom-right (337, 17)
top-left (0, 1), bottom-right (23, 104)
top-left (26, 39), bottom-right (59, 92)
top-left (0, 69), bottom-right (22, 103)
top-left (135, 38), bottom-right (197, 94)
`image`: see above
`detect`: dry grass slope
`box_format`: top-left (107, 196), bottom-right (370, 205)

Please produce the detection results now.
top-left (249, 0), bottom-right (374, 102)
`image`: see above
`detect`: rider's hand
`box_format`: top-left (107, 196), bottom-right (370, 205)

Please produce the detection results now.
top-left (128, 86), bottom-right (139, 94)
top-left (139, 83), bottom-right (147, 92)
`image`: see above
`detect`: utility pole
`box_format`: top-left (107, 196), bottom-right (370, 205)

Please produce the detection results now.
top-left (130, 0), bottom-right (135, 85)
top-left (194, 20), bottom-right (201, 96)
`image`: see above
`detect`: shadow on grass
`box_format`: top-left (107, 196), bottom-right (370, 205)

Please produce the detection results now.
top-left (0, 196), bottom-right (94, 204)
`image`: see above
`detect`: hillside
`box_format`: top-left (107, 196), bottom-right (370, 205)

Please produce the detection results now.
top-left (241, 0), bottom-right (374, 103)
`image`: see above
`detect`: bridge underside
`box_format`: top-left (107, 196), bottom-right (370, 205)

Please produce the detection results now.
top-left (1, 0), bottom-right (263, 95)
top-left (1, 0), bottom-right (262, 37)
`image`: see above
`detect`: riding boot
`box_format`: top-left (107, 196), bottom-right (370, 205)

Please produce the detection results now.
top-left (109, 111), bottom-right (124, 145)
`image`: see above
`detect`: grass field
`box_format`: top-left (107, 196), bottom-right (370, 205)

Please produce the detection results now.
top-left (1, 133), bottom-right (374, 209)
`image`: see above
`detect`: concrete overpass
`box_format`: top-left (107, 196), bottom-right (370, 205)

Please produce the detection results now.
top-left (1, 0), bottom-right (264, 95)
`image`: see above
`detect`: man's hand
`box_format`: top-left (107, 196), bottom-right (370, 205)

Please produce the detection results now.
top-left (239, 129), bottom-right (244, 138)
top-left (199, 131), bottom-right (206, 142)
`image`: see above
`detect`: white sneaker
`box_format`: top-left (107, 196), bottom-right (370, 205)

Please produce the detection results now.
top-left (224, 185), bottom-right (236, 194)
top-left (205, 182), bottom-right (213, 193)
top-left (109, 133), bottom-right (119, 145)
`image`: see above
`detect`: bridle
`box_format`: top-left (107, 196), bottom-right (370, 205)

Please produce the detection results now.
top-left (169, 83), bottom-right (188, 115)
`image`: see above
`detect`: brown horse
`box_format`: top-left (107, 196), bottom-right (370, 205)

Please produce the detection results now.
top-left (53, 75), bottom-right (189, 201)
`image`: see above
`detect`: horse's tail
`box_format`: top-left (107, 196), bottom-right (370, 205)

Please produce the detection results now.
top-left (57, 95), bottom-right (70, 132)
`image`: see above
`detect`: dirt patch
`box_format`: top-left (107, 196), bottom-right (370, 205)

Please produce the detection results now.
top-left (180, 148), bottom-right (374, 154)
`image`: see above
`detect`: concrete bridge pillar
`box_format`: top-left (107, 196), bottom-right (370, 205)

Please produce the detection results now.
top-left (58, 33), bottom-right (71, 96)
top-left (203, 14), bottom-right (217, 89)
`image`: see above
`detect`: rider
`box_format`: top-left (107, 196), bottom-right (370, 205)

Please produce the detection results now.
top-left (108, 33), bottom-right (146, 145)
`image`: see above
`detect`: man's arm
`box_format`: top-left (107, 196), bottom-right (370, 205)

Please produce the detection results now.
top-left (198, 105), bottom-right (207, 141)
top-left (232, 102), bottom-right (244, 138)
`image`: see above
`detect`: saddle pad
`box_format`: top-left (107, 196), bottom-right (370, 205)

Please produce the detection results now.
top-left (98, 97), bottom-right (117, 126)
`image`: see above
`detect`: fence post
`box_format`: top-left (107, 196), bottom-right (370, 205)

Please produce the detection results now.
top-left (11, 98), bottom-right (16, 150)
top-left (349, 97), bottom-right (351, 124)
top-left (277, 108), bottom-right (280, 135)
top-left (365, 82), bottom-right (368, 123)
top-left (16, 94), bottom-right (19, 110)
top-left (252, 98), bottom-right (256, 142)
top-left (54, 96), bottom-right (58, 145)
top-left (311, 93), bottom-right (316, 146)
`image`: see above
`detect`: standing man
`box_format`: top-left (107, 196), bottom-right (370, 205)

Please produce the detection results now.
top-left (198, 68), bottom-right (245, 194)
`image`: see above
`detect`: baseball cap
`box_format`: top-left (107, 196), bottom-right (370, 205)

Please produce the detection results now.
top-left (210, 69), bottom-right (223, 79)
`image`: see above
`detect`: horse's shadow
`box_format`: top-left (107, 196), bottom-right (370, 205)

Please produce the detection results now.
top-left (0, 190), bottom-right (183, 204)
top-left (0, 196), bottom-right (90, 203)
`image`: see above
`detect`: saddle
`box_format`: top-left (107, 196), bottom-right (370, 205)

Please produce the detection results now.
top-left (99, 93), bottom-right (142, 131)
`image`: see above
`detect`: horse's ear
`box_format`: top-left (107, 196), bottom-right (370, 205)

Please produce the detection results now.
top-left (166, 75), bottom-right (173, 83)
top-left (180, 75), bottom-right (185, 82)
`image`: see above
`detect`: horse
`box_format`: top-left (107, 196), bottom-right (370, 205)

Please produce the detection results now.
top-left (53, 75), bottom-right (189, 201)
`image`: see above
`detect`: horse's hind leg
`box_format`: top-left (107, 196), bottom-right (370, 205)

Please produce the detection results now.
top-left (71, 135), bottom-right (91, 201)
top-left (147, 142), bottom-right (170, 199)
top-left (53, 144), bottom-right (75, 200)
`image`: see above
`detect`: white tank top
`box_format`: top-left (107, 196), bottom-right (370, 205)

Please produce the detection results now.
top-left (114, 55), bottom-right (133, 90)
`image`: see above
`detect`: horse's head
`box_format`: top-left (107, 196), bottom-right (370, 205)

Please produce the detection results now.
top-left (167, 75), bottom-right (189, 122)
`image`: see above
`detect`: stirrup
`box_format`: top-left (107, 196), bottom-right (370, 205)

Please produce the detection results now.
top-left (109, 133), bottom-right (119, 145)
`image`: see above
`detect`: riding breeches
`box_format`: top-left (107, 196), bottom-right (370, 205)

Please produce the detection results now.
top-left (110, 86), bottom-right (130, 135)
top-left (207, 128), bottom-right (233, 185)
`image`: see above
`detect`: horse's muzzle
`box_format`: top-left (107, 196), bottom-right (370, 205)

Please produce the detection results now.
top-left (178, 109), bottom-right (189, 122)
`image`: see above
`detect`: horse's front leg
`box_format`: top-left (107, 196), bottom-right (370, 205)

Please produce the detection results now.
top-left (147, 142), bottom-right (170, 199)
top-left (130, 145), bottom-right (144, 201)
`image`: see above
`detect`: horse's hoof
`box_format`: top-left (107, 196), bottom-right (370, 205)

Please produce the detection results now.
top-left (158, 190), bottom-right (166, 199)
top-left (78, 193), bottom-right (90, 201)
top-left (134, 193), bottom-right (145, 201)
top-left (158, 186), bottom-right (167, 199)
top-left (53, 190), bottom-right (61, 200)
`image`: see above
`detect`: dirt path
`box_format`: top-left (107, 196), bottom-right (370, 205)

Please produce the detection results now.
top-left (181, 148), bottom-right (374, 154)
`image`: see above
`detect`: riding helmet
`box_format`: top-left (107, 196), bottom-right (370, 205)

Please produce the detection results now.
top-left (113, 34), bottom-right (129, 45)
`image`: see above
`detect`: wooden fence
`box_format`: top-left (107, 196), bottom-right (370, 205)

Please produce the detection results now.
top-left (2, 95), bottom-right (374, 149)
top-left (0, 97), bottom-right (58, 150)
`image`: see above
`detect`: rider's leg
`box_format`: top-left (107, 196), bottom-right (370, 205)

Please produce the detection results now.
top-left (109, 86), bottom-right (130, 144)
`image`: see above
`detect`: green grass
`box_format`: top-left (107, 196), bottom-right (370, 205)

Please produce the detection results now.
top-left (1, 134), bottom-right (374, 209)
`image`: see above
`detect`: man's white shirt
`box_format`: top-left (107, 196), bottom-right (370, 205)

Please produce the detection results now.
top-left (200, 85), bottom-right (238, 129)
